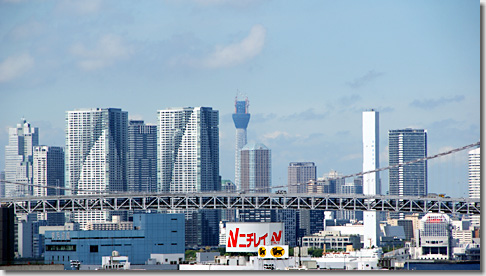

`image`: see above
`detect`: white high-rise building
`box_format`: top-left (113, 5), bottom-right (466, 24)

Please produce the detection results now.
top-left (66, 108), bottom-right (128, 229)
top-left (157, 107), bottom-right (219, 193)
top-left (33, 146), bottom-right (64, 197)
top-left (468, 147), bottom-right (480, 227)
top-left (4, 118), bottom-right (39, 197)
top-left (362, 110), bottom-right (380, 248)
top-left (362, 110), bottom-right (380, 195)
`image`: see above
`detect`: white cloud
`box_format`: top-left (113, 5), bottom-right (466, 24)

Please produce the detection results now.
top-left (192, 0), bottom-right (261, 7)
top-left (56, 0), bottom-right (103, 15)
top-left (0, 53), bottom-right (34, 83)
top-left (70, 34), bottom-right (133, 71)
top-left (128, 114), bottom-right (144, 121)
top-left (200, 24), bottom-right (266, 68)
top-left (340, 153), bottom-right (361, 162)
top-left (262, 130), bottom-right (293, 140)
top-left (9, 20), bottom-right (45, 40)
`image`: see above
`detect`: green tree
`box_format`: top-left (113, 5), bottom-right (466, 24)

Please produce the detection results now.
top-left (185, 250), bottom-right (196, 260)
top-left (308, 248), bottom-right (324, 257)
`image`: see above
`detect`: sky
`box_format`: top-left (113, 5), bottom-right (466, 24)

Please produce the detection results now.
top-left (0, 0), bottom-right (480, 198)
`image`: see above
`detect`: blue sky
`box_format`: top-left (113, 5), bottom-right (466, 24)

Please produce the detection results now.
top-left (0, 0), bottom-right (480, 197)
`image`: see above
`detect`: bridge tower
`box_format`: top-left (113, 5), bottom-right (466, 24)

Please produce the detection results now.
top-left (362, 109), bottom-right (381, 248)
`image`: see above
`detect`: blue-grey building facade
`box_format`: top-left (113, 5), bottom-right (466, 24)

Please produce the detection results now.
top-left (44, 213), bottom-right (185, 268)
top-left (389, 129), bottom-right (428, 197)
top-left (128, 120), bottom-right (157, 193)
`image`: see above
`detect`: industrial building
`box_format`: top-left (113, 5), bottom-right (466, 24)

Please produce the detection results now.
top-left (43, 213), bottom-right (185, 269)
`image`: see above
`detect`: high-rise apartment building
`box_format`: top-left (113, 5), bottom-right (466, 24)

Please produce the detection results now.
top-left (32, 146), bottom-right (64, 197)
top-left (240, 143), bottom-right (271, 193)
top-left (288, 162), bottom-right (316, 193)
top-left (468, 147), bottom-right (480, 227)
top-left (389, 129), bottom-right (428, 197)
top-left (32, 146), bottom-right (66, 224)
top-left (232, 96), bottom-right (250, 191)
top-left (157, 107), bottom-right (220, 247)
top-left (65, 108), bottom-right (128, 229)
top-left (362, 109), bottom-right (380, 248)
top-left (128, 120), bottom-right (157, 193)
top-left (157, 107), bottom-right (219, 193)
top-left (5, 118), bottom-right (39, 197)
top-left (468, 147), bottom-right (480, 199)
top-left (238, 143), bottom-right (273, 223)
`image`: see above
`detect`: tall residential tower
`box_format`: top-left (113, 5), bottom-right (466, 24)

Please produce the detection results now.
top-left (157, 107), bottom-right (219, 193)
top-left (238, 143), bottom-right (273, 223)
top-left (288, 162), bottom-right (316, 194)
top-left (32, 146), bottom-right (64, 197)
top-left (389, 129), bottom-right (428, 197)
top-left (468, 147), bottom-right (480, 227)
top-left (157, 107), bottom-right (220, 247)
top-left (65, 108), bottom-right (128, 229)
top-left (232, 96), bottom-right (250, 191)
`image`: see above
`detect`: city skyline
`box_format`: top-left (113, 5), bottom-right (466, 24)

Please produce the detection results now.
top-left (0, 0), bottom-right (479, 198)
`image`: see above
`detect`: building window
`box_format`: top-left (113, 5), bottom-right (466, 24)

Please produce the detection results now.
top-left (46, 245), bottom-right (76, 251)
top-left (90, 245), bottom-right (98, 253)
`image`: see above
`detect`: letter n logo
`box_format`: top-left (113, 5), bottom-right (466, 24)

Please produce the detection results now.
top-left (271, 231), bottom-right (282, 245)
top-left (228, 228), bottom-right (239, 247)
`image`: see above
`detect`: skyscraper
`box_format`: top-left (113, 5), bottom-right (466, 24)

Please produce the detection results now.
top-left (32, 146), bottom-right (64, 197)
top-left (232, 96), bottom-right (250, 191)
top-left (288, 162), bottom-right (316, 193)
top-left (65, 108), bottom-right (128, 229)
top-left (128, 120), bottom-right (157, 193)
top-left (239, 142), bottom-right (273, 222)
top-left (389, 129), bottom-right (428, 197)
top-left (240, 142), bottom-right (271, 193)
top-left (468, 147), bottom-right (480, 199)
top-left (5, 118), bottom-right (39, 197)
top-left (157, 107), bottom-right (219, 193)
top-left (362, 109), bottom-right (380, 248)
top-left (468, 147), bottom-right (480, 227)
top-left (287, 162), bottom-right (317, 244)
top-left (157, 107), bottom-right (220, 247)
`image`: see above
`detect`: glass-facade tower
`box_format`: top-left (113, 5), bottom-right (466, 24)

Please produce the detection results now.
top-left (388, 129), bottom-right (427, 197)
top-left (128, 120), bottom-right (157, 193)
